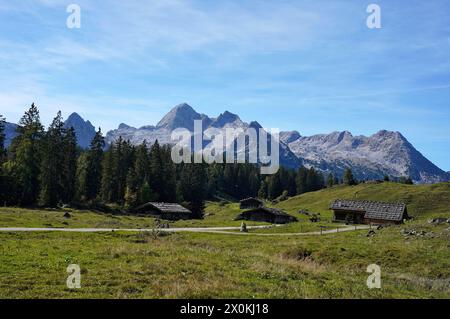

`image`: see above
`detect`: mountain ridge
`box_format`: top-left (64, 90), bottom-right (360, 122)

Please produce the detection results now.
top-left (3, 104), bottom-right (449, 183)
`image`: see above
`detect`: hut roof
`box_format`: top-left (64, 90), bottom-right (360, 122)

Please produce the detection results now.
top-left (135, 202), bottom-right (192, 214)
top-left (240, 197), bottom-right (263, 204)
top-left (244, 207), bottom-right (293, 217)
top-left (330, 199), bottom-right (406, 222)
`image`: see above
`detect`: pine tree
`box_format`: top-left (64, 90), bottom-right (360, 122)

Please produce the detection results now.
top-left (110, 137), bottom-right (135, 203)
top-left (84, 128), bottom-right (105, 200)
top-left (343, 168), bottom-right (356, 186)
top-left (0, 114), bottom-right (6, 165)
top-left (75, 152), bottom-right (88, 201)
top-left (39, 111), bottom-right (65, 207)
top-left (160, 144), bottom-right (176, 202)
top-left (124, 169), bottom-right (138, 209)
top-left (180, 163), bottom-right (206, 218)
top-left (139, 181), bottom-right (152, 204)
top-left (258, 179), bottom-right (267, 199)
top-left (149, 140), bottom-right (163, 201)
top-left (296, 167), bottom-right (308, 194)
top-left (100, 145), bottom-right (115, 202)
top-left (267, 173), bottom-right (282, 199)
top-left (62, 127), bottom-right (78, 203)
top-left (134, 141), bottom-right (150, 187)
top-left (327, 173), bottom-right (334, 188)
top-left (10, 103), bottom-right (44, 205)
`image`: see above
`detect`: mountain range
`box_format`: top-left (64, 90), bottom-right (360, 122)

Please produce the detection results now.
top-left (3, 103), bottom-right (449, 184)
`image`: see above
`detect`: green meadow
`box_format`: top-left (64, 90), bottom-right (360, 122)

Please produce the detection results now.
top-left (0, 182), bottom-right (449, 298)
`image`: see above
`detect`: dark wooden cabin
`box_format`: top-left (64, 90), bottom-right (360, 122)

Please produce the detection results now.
top-left (239, 197), bottom-right (264, 209)
top-left (134, 202), bottom-right (192, 220)
top-left (330, 199), bottom-right (408, 225)
top-left (236, 207), bottom-right (297, 224)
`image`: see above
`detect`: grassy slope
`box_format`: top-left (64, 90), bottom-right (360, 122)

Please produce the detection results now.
top-left (0, 202), bottom-right (266, 229)
top-left (275, 182), bottom-right (450, 219)
top-left (0, 182), bottom-right (449, 298)
top-left (0, 223), bottom-right (448, 298)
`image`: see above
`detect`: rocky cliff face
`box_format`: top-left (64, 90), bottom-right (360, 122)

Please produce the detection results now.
top-left (281, 129), bottom-right (449, 183)
top-left (64, 113), bottom-right (96, 149)
top-left (105, 104), bottom-right (449, 183)
top-left (106, 103), bottom-right (301, 169)
top-left (6, 104), bottom-right (446, 183)
top-left (4, 122), bottom-right (18, 148)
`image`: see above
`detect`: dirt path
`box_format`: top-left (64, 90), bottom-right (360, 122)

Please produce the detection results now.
top-left (0, 225), bottom-right (370, 236)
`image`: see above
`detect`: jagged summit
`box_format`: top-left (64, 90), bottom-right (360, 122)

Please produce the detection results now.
top-left (64, 112), bottom-right (96, 149)
top-left (280, 131), bottom-right (301, 144)
top-left (87, 103), bottom-right (450, 184)
top-left (156, 103), bottom-right (204, 131)
top-left (210, 111), bottom-right (243, 128)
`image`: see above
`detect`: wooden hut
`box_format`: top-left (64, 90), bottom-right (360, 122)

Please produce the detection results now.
top-left (236, 207), bottom-right (297, 224)
top-left (239, 197), bottom-right (264, 209)
top-left (330, 199), bottom-right (408, 225)
top-left (134, 202), bottom-right (192, 220)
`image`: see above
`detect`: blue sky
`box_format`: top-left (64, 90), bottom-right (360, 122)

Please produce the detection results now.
top-left (0, 0), bottom-right (449, 170)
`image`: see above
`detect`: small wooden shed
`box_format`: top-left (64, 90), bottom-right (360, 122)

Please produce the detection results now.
top-left (134, 202), bottom-right (192, 220)
top-left (239, 197), bottom-right (264, 209)
top-left (236, 207), bottom-right (297, 224)
top-left (330, 199), bottom-right (408, 225)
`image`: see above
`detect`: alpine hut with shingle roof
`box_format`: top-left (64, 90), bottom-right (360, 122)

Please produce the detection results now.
top-left (239, 197), bottom-right (264, 209)
top-left (330, 199), bottom-right (408, 225)
top-left (236, 207), bottom-right (297, 224)
top-left (134, 202), bottom-right (192, 220)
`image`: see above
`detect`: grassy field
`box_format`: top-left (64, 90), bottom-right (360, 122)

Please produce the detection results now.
top-left (0, 182), bottom-right (449, 298)
top-left (0, 201), bottom-right (266, 229)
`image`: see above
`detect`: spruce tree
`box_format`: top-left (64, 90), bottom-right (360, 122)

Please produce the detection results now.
top-left (84, 128), bottom-right (105, 200)
top-left (10, 103), bottom-right (44, 205)
top-left (149, 140), bottom-right (163, 201)
top-left (258, 179), bottom-right (267, 199)
top-left (39, 111), bottom-right (65, 207)
top-left (327, 173), bottom-right (334, 188)
top-left (343, 168), bottom-right (356, 186)
top-left (180, 163), bottom-right (206, 218)
top-left (100, 145), bottom-right (115, 202)
top-left (0, 115), bottom-right (6, 164)
top-left (62, 127), bottom-right (78, 203)
top-left (296, 167), bottom-right (308, 194)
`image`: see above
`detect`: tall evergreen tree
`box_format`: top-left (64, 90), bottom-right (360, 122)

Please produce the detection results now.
top-left (258, 179), bottom-right (267, 199)
top-left (180, 163), bottom-right (206, 218)
top-left (100, 145), bottom-right (115, 202)
top-left (327, 173), bottom-right (334, 188)
top-left (10, 103), bottom-right (44, 205)
top-left (267, 172), bottom-right (282, 199)
top-left (83, 128), bottom-right (105, 200)
top-left (62, 127), bottom-right (78, 203)
top-left (160, 144), bottom-right (177, 202)
top-left (0, 114), bottom-right (6, 165)
top-left (296, 167), bottom-right (308, 194)
top-left (343, 168), bottom-right (356, 186)
top-left (39, 111), bottom-right (65, 206)
top-left (134, 141), bottom-right (150, 186)
top-left (149, 140), bottom-right (164, 201)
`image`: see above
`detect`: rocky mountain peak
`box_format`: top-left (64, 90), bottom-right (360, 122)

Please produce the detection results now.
top-left (64, 112), bottom-right (96, 149)
top-left (280, 131), bottom-right (301, 144)
top-left (156, 103), bottom-right (203, 131)
top-left (118, 123), bottom-right (132, 130)
top-left (210, 111), bottom-right (243, 128)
